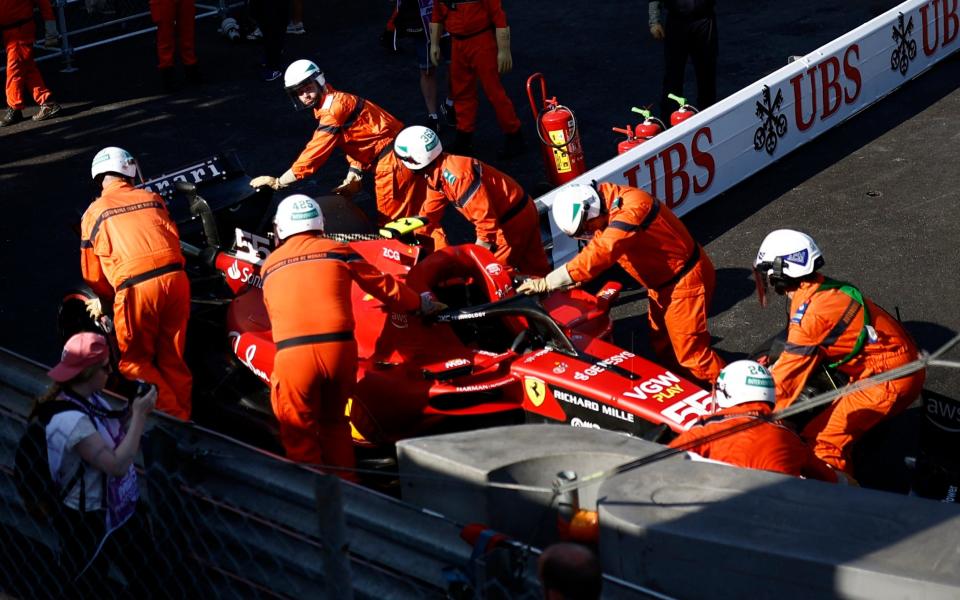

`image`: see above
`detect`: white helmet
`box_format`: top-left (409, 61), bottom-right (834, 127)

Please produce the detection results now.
top-left (551, 183), bottom-right (602, 237)
top-left (283, 59), bottom-right (326, 109)
top-left (753, 229), bottom-right (824, 306)
top-left (394, 125), bottom-right (443, 170)
top-left (713, 360), bottom-right (776, 409)
top-left (274, 194), bottom-right (325, 241)
top-left (91, 146), bottom-right (139, 180)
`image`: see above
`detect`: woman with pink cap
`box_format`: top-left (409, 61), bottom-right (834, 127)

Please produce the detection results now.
top-left (37, 331), bottom-right (162, 596)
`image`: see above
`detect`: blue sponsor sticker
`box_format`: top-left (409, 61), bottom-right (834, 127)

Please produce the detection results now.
top-left (790, 301), bottom-right (809, 324)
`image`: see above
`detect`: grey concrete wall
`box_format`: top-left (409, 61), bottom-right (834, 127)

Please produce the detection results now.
top-left (398, 423), bottom-right (960, 600)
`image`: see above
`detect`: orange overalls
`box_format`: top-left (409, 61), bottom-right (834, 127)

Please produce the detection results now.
top-left (80, 180), bottom-right (192, 419)
top-left (2, 0), bottom-right (54, 110)
top-left (669, 401), bottom-right (839, 482)
top-left (261, 234), bottom-right (421, 475)
top-left (772, 275), bottom-right (925, 474)
top-left (431, 0), bottom-right (520, 135)
top-left (149, 0), bottom-right (196, 69)
top-left (565, 183), bottom-right (724, 384)
top-left (289, 85), bottom-right (435, 232)
top-left (418, 153), bottom-right (549, 276)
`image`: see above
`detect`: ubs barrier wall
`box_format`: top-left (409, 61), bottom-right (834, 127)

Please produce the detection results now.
top-left (537, 0), bottom-right (960, 265)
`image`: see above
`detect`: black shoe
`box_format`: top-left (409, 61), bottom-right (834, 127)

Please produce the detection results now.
top-left (497, 128), bottom-right (526, 160)
top-left (424, 114), bottom-right (440, 133)
top-left (0, 107), bottom-right (24, 127)
top-left (160, 67), bottom-right (179, 92)
top-left (448, 130), bottom-right (474, 156)
top-left (32, 102), bottom-right (61, 121)
top-left (185, 63), bottom-right (202, 84)
top-left (440, 102), bottom-right (456, 127)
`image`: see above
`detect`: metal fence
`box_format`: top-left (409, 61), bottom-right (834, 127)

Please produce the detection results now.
top-left (0, 348), bottom-right (569, 599)
top-left (9, 0), bottom-right (242, 72)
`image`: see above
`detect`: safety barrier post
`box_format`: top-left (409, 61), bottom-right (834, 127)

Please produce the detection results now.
top-left (315, 476), bottom-right (353, 599)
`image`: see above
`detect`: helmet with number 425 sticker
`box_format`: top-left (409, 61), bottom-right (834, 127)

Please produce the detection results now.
top-left (274, 194), bottom-right (325, 241)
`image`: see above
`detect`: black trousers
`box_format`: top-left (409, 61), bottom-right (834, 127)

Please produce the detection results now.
top-left (251, 0), bottom-right (290, 70)
top-left (660, 12), bottom-right (718, 121)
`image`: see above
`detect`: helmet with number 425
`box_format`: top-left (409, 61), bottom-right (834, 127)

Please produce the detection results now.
top-left (274, 194), bottom-right (325, 241)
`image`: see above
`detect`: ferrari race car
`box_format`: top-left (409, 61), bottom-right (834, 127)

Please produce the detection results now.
top-left (60, 153), bottom-right (715, 453)
top-left (188, 191), bottom-right (715, 448)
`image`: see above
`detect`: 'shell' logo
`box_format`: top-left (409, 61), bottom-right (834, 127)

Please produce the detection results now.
top-left (754, 85), bottom-right (788, 156)
top-left (891, 13), bottom-right (918, 75)
top-left (524, 376), bottom-right (546, 407)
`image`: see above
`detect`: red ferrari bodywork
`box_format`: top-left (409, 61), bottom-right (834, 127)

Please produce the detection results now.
top-left (212, 229), bottom-right (712, 446)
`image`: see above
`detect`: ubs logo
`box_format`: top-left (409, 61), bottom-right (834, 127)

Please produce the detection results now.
top-left (753, 85), bottom-right (788, 156)
top-left (891, 13), bottom-right (918, 76)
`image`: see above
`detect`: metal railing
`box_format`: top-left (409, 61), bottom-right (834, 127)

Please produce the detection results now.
top-left (6, 0), bottom-right (244, 73)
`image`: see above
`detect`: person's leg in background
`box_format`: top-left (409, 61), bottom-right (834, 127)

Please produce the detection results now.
top-left (688, 15), bottom-right (718, 110)
top-left (252, 0), bottom-right (289, 81)
top-left (150, 0), bottom-right (179, 91)
top-left (659, 13), bottom-right (690, 123)
top-left (175, 0), bottom-right (200, 84)
top-left (287, 0), bottom-right (305, 34)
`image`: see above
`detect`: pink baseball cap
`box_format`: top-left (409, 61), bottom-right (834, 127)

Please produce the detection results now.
top-left (47, 332), bottom-right (110, 383)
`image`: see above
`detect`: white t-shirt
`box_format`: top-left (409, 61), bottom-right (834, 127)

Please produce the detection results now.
top-left (45, 394), bottom-right (118, 511)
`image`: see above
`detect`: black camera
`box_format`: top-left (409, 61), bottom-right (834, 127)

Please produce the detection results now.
top-left (133, 380), bottom-right (156, 398)
top-left (111, 376), bottom-right (156, 402)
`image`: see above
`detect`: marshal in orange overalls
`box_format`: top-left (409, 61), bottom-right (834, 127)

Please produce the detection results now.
top-left (289, 84), bottom-right (439, 233)
top-left (669, 401), bottom-right (839, 482)
top-left (771, 274), bottom-right (925, 474)
top-left (2, 0), bottom-right (55, 111)
top-left (431, 0), bottom-right (520, 136)
top-left (564, 182), bottom-right (724, 384)
top-left (418, 153), bottom-right (549, 276)
top-left (80, 180), bottom-right (192, 419)
top-left (149, 0), bottom-right (197, 69)
top-left (261, 234), bottom-right (421, 476)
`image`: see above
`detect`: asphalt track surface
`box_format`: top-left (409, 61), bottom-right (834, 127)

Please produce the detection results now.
top-left (2, 0), bottom-right (958, 399)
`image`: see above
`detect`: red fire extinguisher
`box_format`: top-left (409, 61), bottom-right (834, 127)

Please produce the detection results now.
top-left (527, 72), bottom-right (587, 187)
top-left (668, 93), bottom-right (699, 126)
top-left (631, 107), bottom-right (666, 140)
top-left (613, 125), bottom-right (644, 155)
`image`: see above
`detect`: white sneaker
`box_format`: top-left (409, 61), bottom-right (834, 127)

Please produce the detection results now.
top-left (286, 22), bottom-right (306, 35)
top-left (246, 26), bottom-right (263, 41)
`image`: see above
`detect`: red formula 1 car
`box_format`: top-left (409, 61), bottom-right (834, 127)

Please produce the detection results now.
top-left (178, 186), bottom-right (714, 450)
top-left (60, 160), bottom-right (714, 454)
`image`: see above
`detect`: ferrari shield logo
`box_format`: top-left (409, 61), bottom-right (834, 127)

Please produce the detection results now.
top-left (524, 376), bottom-right (547, 407)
